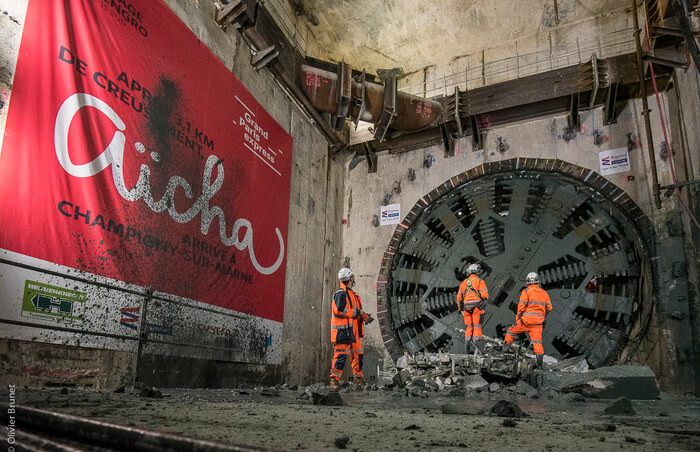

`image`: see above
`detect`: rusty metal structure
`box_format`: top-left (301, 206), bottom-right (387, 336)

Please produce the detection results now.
top-left (299, 64), bottom-right (442, 141)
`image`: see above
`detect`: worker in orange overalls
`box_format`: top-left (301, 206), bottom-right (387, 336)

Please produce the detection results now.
top-left (504, 272), bottom-right (553, 369)
top-left (329, 268), bottom-right (373, 389)
top-left (456, 263), bottom-right (488, 354)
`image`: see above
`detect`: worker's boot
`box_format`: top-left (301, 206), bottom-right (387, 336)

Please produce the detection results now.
top-left (329, 378), bottom-right (340, 390)
top-left (353, 376), bottom-right (366, 388)
top-left (465, 341), bottom-right (473, 355)
top-left (536, 354), bottom-right (544, 370)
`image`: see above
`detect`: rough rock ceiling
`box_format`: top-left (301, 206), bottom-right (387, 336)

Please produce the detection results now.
top-left (294, 0), bottom-right (632, 75)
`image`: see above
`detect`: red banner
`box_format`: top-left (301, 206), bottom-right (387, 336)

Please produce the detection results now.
top-left (0, 0), bottom-right (293, 322)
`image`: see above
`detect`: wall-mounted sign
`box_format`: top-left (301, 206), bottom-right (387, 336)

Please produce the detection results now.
top-left (22, 280), bottom-right (86, 326)
top-left (380, 204), bottom-right (401, 226)
top-left (0, 0), bottom-right (293, 330)
top-left (599, 148), bottom-right (631, 176)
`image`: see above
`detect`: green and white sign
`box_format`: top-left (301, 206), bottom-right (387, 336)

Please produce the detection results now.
top-left (22, 280), bottom-right (86, 325)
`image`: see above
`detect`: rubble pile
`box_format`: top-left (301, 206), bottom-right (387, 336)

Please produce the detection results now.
top-left (371, 338), bottom-right (661, 401)
top-left (292, 338), bottom-right (661, 402)
top-left (384, 338), bottom-right (539, 394)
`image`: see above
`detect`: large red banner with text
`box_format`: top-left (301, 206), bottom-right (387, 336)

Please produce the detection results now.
top-left (0, 0), bottom-right (292, 322)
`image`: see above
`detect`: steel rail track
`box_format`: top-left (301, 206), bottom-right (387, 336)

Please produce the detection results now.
top-left (0, 403), bottom-right (266, 452)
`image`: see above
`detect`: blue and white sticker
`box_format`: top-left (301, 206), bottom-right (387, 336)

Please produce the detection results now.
top-left (380, 203), bottom-right (401, 226)
top-left (599, 147), bottom-right (631, 176)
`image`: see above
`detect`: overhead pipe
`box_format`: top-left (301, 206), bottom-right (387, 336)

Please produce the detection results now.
top-left (299, 64), bottom-right (443, 138)
top-left (241, 28), bottom-right (343, 149)
top-left (632, 0), bottom-right (662, 209)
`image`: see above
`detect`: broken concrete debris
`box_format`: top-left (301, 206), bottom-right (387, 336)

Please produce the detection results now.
top-left (561, 392), bottom-right (586, 403)
top-left (311, 391), bottom-right (344, 406)
top-left (260, 388), bottom-right (280, 397)
top-left (375, 339), bottom-right (661, 405)
top-left (462, 375), bottom-right (489, 392)
top-left (140, 387), bottom-right (163, 399)
top-left (489, 400), bottom-right (528, 418)
top-left (291, 340), bottom-right (660, 407)
top-left (514, 380), bottom-right (539, 398)
top-left (603, 397), bottom-right (637, 415)
top-left (546, 355), bottom-right (589, 373)
top-left (386, 339), bottom-right (540, 393)
top-left (392, 369), bottom-right (412, 388)
top-left (334, 436), bottom-right (350, 449)
top-left (559, 366), bottom-right (660, 400)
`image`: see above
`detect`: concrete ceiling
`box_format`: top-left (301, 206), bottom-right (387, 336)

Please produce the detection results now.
top-left (294, 0), bottom-right (632, 75)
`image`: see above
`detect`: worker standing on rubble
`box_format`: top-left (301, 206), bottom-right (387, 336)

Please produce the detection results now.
top-left (456, 263), bottom-right (489, 354)
top-left (329, 268), bottom-right (374, 389)
top-left (504, 272), bottom-right (553, 369)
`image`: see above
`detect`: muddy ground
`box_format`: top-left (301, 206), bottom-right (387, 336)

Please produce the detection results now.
top-left (4, 385), bottom-right (700, 451)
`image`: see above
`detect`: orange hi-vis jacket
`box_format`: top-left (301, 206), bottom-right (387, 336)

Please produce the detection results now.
top-left (517, 284), bottom-right (552, 325)
top-left (457, 274), bottom-right (489, 309)
top-left (330, 282), bottom-right (364, 343)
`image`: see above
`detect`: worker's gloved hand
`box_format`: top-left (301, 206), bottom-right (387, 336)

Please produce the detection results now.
top-left (477, 300), bottom-right (486, 310)
top-left (365, 313), bottom-right (375, 324)
top-left (457, 301), bottom-right (464, 312)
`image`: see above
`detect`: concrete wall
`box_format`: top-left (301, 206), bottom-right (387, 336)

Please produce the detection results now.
top-left (294, 0), bottom-right (633, 74)
top-left (0, 0), bottom-right (340, 388)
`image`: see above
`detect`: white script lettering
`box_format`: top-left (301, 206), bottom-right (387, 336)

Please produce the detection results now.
top-left (54, 93), bottom-right (284, 275)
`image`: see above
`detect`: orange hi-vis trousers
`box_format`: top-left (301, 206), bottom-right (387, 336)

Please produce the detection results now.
top-left (462, 307), bottom-right (483, 342)
top-left (329, 342), bottom-right (363, 381)
top-left (504, 319), bottom-right (544, 355)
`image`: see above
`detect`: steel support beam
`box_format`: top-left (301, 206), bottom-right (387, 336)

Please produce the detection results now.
top-left (470, 115), bottom-right (482, 151)
top-left (632, 0), bottom-right (662, 209)
top-left (363, 141), bottom-right (377, 173)
top-left (603, 82), bottom-right (620, 125)
top-left (567, 92), bottom-right (580, 132)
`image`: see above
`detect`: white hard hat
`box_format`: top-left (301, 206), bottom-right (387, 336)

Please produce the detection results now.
top-left (338, 268), bottom-right (354, 281)
top-left (526, 272), bottom-right (539, 284)
top-left (467, 263), bottom-right (480, 274)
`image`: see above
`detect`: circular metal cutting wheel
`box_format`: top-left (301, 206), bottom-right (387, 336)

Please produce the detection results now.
top-left (377, 160), bottom-right (653, 368)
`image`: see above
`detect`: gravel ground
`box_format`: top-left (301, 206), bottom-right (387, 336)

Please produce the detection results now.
top-left (5, 385), bottom-right (700, 451)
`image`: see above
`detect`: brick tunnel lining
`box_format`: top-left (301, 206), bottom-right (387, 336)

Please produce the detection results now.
top-left (377, 158), bottom-right (656, 367)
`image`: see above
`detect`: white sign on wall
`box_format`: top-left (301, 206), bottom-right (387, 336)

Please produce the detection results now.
top-left (599, 148), bottom-right (631, 176)
top-left (380, 204), bottom-right (401, 226)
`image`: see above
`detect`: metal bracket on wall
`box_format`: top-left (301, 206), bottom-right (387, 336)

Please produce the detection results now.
top-left (352, 69), bottom-right (367, 130)
top-left (453, 86), bottom-right (464, 137)
top-left (334, 61), bottom-right (353, 131)
top-left (373, 75), bottom-right (397, 142)
top-left (568, 92), bottom-right (580, 132)
top-left (440, 122), bottom-right (455, 157)
top-left (363, 141), bottom-right (378, 173)
top-left (214, 0), bottom-right (257, 29)
top-left (603, 82), bottom-right (619, 125)
top-left (470, 115), bottom-right (483, 151)
top-left (642, 52), bottom-right (689, 69)
top-left (242, 27), bottom-right (279, 71)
